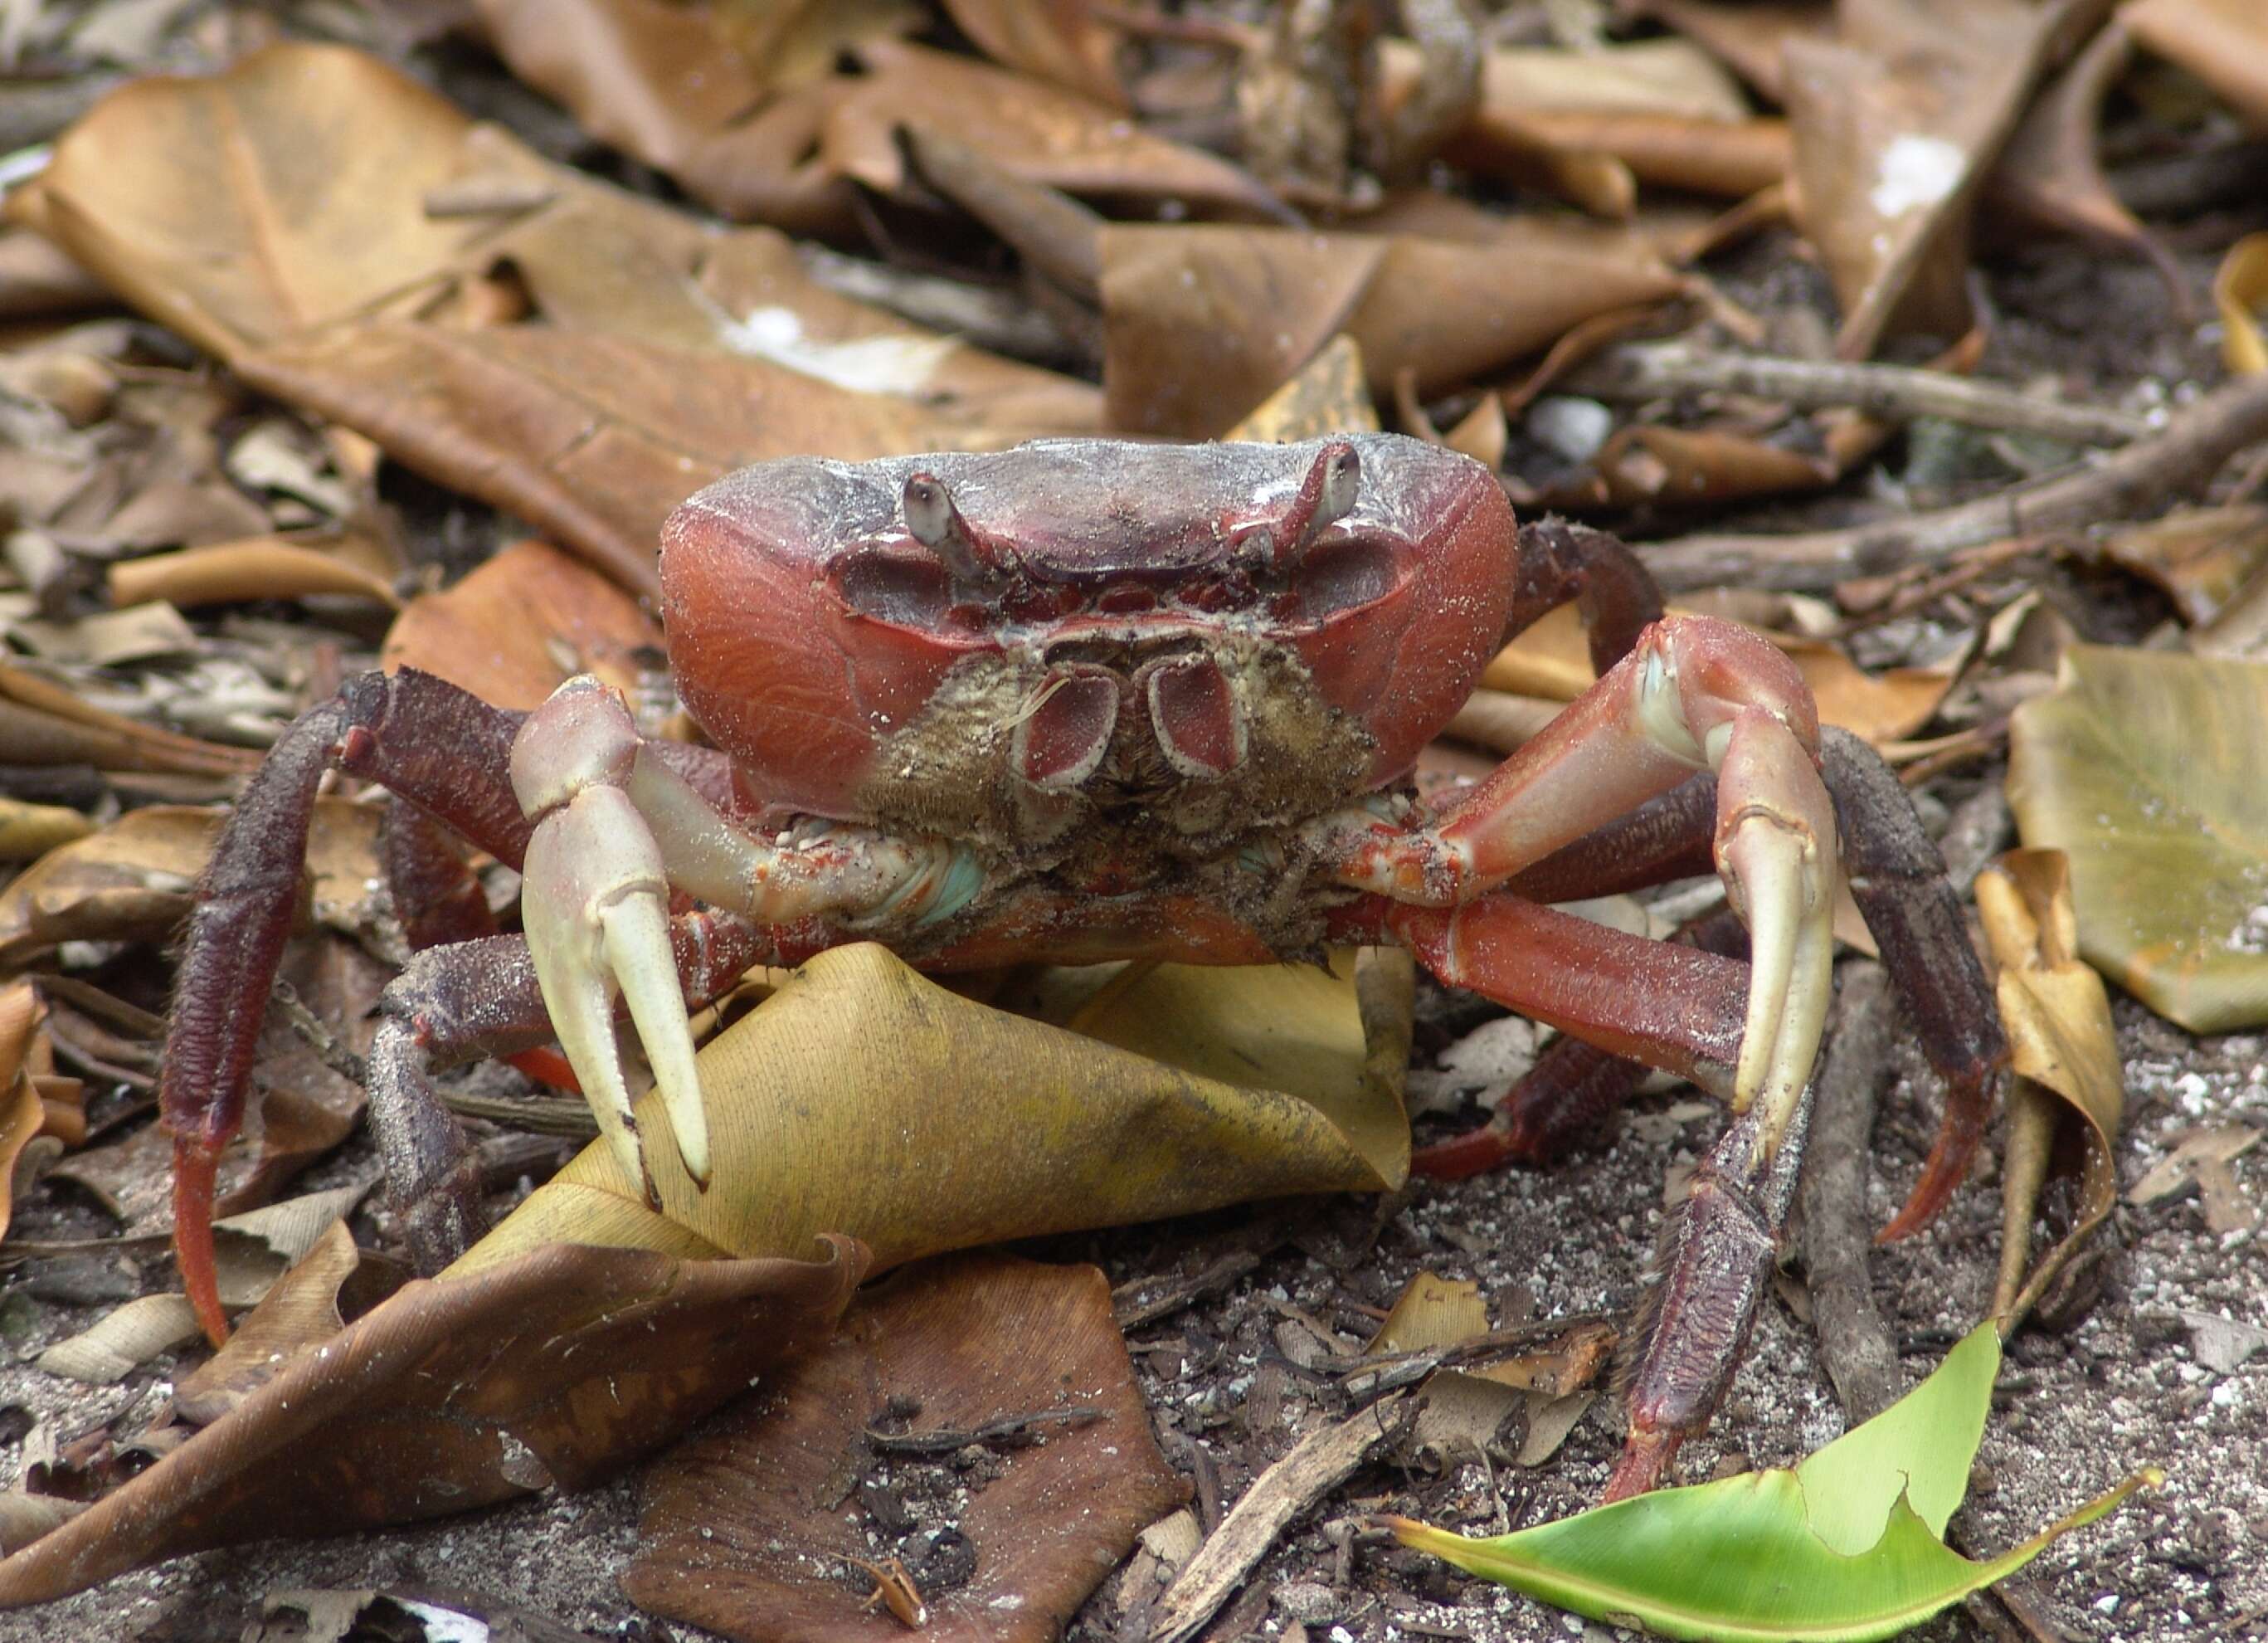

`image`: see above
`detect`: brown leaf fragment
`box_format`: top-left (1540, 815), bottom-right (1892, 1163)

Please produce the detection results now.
top-left (1989, 18), bottom-right (2186, 313)
top-left (0, 802), bottom-right (93, 861)
top-left (942, 0), bottom-right (1127, 106)
top-left (2124, 0), bottom-right (2268, 133)
top-left (0, 982), bottom-right (60, 1244)
top-left (624, 1253), bottom-right (1185, 1643)
top-left (231, 324), bottom-right (931, 599)
top-left (830, 39), bottom-right (1284, 220)
top-left (1974, 851), bottom-right (2127, 1325)
top-left (0, 1239), bottom-right (866, 1606)
top-left (1373, 1272), bottom-right (1490, 1355)
top-left (2129, 1125), bottom-right (2261, 1236)
top-left (382, 539), bottom-right (664, 711)
top-left (13, 43), bottom-right (491, 361)
top-left (0, 662), bottom-right (256, 777)
top-left (1223, 334), bottom-right (1381, 443)
top-left (2101, 505), bottom-right (2268, 626)
top-left (172, 1221), bottom-right (369, 1424)
top-left (1100, 225), bottom-right (1679, 436)
top-left (1623, 0), bottom-right (1834, 105)
top-left (2214, 232), bottom-right (2268, 376)
top-left (474, 0), bottom-right (863, 232)
top-left (106, 536), bottom-right (402, 611)
top-left (1782, 0), bottom-right (2069, 358)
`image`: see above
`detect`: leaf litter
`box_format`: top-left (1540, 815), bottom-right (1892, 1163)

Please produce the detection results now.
top-left (0, 4), bottom-right (2263, 1641)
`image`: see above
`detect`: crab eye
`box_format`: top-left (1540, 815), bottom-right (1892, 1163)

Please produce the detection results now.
top-left (1313, 443), bottom-right (1360, 531)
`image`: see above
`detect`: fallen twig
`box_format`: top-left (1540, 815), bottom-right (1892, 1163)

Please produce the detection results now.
top-left (1642, 369), bottom-right (2268, 592)
top-left (1570, 343), bottom-right (2153, 447)
top-left (1150, 1393), bottom-right (1415, 1643)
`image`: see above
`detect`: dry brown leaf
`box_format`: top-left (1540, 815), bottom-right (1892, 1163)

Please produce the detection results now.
top-left (450, 944), bottom-right (1401, 1280)
top-left (11, 43), bottom-right (490, 361)
top-left (1373, 1272), bottom-right (1491, 1354)
top-left (1100, 225), bottom-right (1680, 436)
top-left (230, 324), bottom-right (933, 600)
top-left (171, 1221), bottom-right (372, 1424)
top-left (625, 1252), bottom-right (1185, 1643)
top-left (382, 539), bottom-right (663, 711)
top-left (1989, 18), bottom-right (2184, 310)
top-left (0, 802), bottom-right (379, 968)
top-left (9, 603), bottom-right (198, 669)
top-left (0, 982), bottom-right (53, 1246)
top-left (2123, 0), bottom-right (2268, 132)
top-left (0, 801), bottom-right (94, 861)
top-left (474, 0), bottom-right (865, 232)
top-left (1222, 334), bottom-right (1380, 443)
top-left (2101, 505), bottom-right (2268, 626)
top-left (829, 39), bottom-right (1283, 219)
top-left (942, 0), bottom-right (1127, 105)
top-left (1974, 851), bottom-right (2126, 1325)
top-left (1782, 0), bottom-right (2072, 358)
top-left (1623, 0), bottom-right (1834, 104)
top-left (0, 1240), bottom-right (864, 1606)
top-left (0, 662), bottom-right (256, 777)
top-left (106, 536), bottom-right (401, 611)
top-left (2128, 1125), bottom-right (2261, 1236)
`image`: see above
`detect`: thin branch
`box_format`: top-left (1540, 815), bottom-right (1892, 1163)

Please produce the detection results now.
top-left (1568, 342), bottom-right (2153, 446)
top-left (1641, 369), bottom-right (2268, 592)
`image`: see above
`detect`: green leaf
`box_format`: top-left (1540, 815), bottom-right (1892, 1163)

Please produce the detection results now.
top-left (1387, 1324), bottom-right (2158, 1641)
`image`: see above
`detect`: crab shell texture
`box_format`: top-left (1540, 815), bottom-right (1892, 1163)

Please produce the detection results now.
top-left (661, 435), bottom-right (1516, 857)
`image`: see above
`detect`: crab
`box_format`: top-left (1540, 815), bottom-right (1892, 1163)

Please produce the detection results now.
top-left (160, 434), bottom-right (2004, 1499)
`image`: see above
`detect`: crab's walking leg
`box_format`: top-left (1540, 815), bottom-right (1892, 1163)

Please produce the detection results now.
top-left (163, 670), bottom-right (533, 1343)
top-left (1334, 615), bottom-right (1839, 1137)
top-left (509, 678), bottom-right (969, 1210)
top-left (1412, 732), bottom-right (2007, 1236)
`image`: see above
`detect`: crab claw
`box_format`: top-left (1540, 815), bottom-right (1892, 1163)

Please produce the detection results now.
top-left (1711, 707), bottom-right (1838, 1135)
top-left (512, 680), bottom-right (710, 1207)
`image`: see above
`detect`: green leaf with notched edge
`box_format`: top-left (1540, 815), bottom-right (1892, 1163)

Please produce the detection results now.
top-left (2007, 645), bottom-right (2268, 1031)
top-left (1388, 1324), bottom-right (2160, 1641)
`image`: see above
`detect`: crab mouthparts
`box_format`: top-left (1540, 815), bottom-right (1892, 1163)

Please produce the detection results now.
top-left (1012, 655), bottom-right (1245, 789)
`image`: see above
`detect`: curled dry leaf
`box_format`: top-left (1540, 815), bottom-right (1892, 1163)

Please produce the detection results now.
top-left (2008, 645), bottom-right (2268, 1031)
top-left (1974, 851), bottom-right (2127, 1325)
top-left (381, 539), bottom-right (663, 711)
top-left (0, 981), bottom-right (62, 1244)
top-left (0, 1239), bottom-right (865, 1606)
top-left (2213, 232), bottom-right (2268, 376)
top-left (0, 802), bottom-right (380, 968)
top-left (2101, 505), bottom-right (2268, 626)
top-left (625, 1252), bottom-right (1185, 1643)
top-left (942, 0), bottom-right (1127, 106)
top-left (106, 536), bottom-right (401, 611)
top-left (450, 943), bottom-right (1401, 1280)
top-left (1100, 224), bottom-right (1680, 436)
top-left (0, 801), bottom-right (93, 861)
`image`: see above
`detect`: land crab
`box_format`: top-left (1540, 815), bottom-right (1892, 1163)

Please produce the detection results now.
top-left (161, 433), bottom-right (2004, 1500)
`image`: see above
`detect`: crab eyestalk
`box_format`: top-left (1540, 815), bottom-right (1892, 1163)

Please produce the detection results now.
top-left (1232, 438), bottom-right (1362, 569)
top-left (903, 471), bottom-right (1019, 582)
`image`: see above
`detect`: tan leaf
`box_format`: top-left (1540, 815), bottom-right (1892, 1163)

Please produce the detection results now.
top-left (1373, 1272), bottom-right (1491, 1354)
top-left (1101, 225), bottom-right (1679, 437)
top-left (624, 1252), bottom-right (1185, 1643)
top-left (942, 0), bottom-right (1127, 105)
top-left (2008, 646), bottom-right (2268, 1031)
top-left (2100, 505), bottom-right (2268, 626)
top-left (12, 43), bottom-right (489, 360)
top-left (0, 1241), bottom-right (864, 1604)
top-left (0, 800), bottom-right (93, 861)
top-left (450, 944), bottom-right (1400, 1280)
top-left (1223, 335), bottom-right (1381, 443)
top-left (106, 535), bottom-right (402, 611)
top-left (1974, 851), bottom-right (2127, 1324)
top-left (828, 39), bottom-right (1283, 219)
top-left (1782, 0), bottom-right (2068, 358)
top-left (0, 661), bottom-right (256, 777)
top-left (0, 982), bottom-right (55, 1245)
top-left (382, 539), bottom-right (664, 711)
top-left (2212, 232), bottom-right (2268, 376)
top-left (0, 803), bottom-right (380, 968)
top-left (2124, 0), bottom-right (2268, 133)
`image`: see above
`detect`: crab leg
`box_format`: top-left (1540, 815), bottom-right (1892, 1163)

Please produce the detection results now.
top-left (1331, 616), bottom-right (1838, 1135)
top-left (508, 678), bottom-right (968, 1207)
